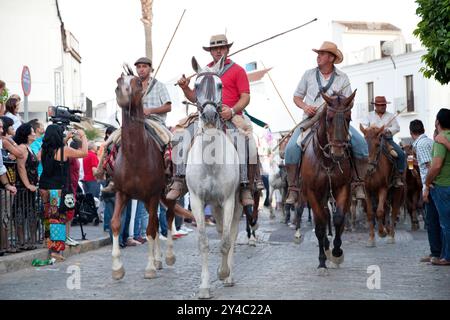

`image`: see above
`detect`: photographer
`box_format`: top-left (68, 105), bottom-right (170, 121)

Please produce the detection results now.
top-left (39, 124), bottom-right (87, 261)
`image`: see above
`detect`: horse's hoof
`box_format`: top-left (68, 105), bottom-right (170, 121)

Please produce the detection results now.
top-left (218, 266), bottom-right (230, 281)
top-left (378, 231), bottom-right (387, 238)
top-left (366, 239), bottom-right (376, 247)
top-left (154, 260), bottom-right (163, 270)
top-left (166, 255), bottom-right (176, 266)
top-left (295, 229), bottom-right (302, 239)
top-left (317, 268), bottom-right (329, 276)
top-left (144, 269), bottom-right (157, 279)
top-left (223, 278), bottom-right (235, 287)
top-left (248, 239), bottom-right (256, 247)
top-left (387, 236), bottom-right (395, 244)
top-left (325, 249), bottom-right (332, 261)
top-left (331, 253), bottom-right (344, 265)
top-left (198, 288), bottom-right (212, 299)
top-left (112, 267), bottom-right (125, 280)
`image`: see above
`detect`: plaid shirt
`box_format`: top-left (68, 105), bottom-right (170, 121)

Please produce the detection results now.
top-left (142, 78), bottom-right (171, 125)
top-left (412, 133), bottom-right (433, 185)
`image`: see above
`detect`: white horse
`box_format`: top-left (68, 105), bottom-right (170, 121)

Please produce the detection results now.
top-left (185, 56), bottom-right (242, 299)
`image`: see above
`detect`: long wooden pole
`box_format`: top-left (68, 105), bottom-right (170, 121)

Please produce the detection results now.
top-left (261, 61), bottom-right (297, 126)
top-left (153, 9), bottom-right (186, 79)
top-left (175, 18), bottom-right (318, 85)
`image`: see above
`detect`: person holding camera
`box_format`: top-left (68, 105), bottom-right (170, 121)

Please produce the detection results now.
top-left (39, 124), bottom-right (87, 261)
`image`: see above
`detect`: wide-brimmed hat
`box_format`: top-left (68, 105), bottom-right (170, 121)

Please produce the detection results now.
top-left (203, 34), bottom-right (233, 51)
top-left (134, 57), bottom-right (154, 71)
top-left (312, 41), bottom-right (343, 64)
top-left (371, 96), bottom-right (391, 105)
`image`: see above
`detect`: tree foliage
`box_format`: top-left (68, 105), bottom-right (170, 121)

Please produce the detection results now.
top-left (413, 0), bottom-right (450, 85)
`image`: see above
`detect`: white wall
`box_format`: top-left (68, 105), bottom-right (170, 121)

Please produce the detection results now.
top-left (342, 50), bottom-right (450, 141)
top-left (0, 0), bottom-right (81, 116)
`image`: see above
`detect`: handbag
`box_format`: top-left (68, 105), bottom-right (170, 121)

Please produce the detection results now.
top-left (59, 146), bottom-right (75, 213)
top-left (49, 222), bottom-right (66, 241)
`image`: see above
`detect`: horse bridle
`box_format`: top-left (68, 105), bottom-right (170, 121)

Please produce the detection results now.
top-left (317, 104), bottom-right (352, 162)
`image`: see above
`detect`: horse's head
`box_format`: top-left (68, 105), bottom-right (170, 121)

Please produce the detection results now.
top-left (321, 90), bottom-right (356, 158)
top-left (115, 64), bottom-right (143, 109)
top-left (360, 124), bottom-right (385, 174)
top-left (278, 133), bottom-right (291, 159)
top-left (191, 55), bottom-right (225, 128)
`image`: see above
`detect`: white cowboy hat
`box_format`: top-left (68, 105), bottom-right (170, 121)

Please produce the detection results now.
top-left (203, 34), bottom-right (234, 52)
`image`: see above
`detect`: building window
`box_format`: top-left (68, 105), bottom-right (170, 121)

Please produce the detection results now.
top-left (405, 75), bottom-right (415, 112)
top-left (367, 82), bottom-right (374, 112)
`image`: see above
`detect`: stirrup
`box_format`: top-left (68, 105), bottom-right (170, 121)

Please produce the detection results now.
top-left (240, 188), bottom-right (254, 206)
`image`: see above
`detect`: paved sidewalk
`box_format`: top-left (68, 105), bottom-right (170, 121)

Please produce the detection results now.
top-left (0, 224), bottom-right (111, 275)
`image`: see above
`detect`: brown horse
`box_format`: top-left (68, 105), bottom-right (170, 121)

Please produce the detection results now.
top-left (359, 125), bottom-right (405, 247)
top-left (403, 144), bottom-right (422, 231)
top-left (110, 67), bottom-right (178, 280)
top-left (300, 91), bottom-right (356, 274)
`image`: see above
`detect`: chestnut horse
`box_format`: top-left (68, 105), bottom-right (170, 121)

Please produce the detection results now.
top-left (300, 91), bottom-right (356, 275)
top-left (403, 144), bottom-right (422, 231)
top-left (110, 66), bottom-right (178, 280)
top-left (359, 125), bottom-right (405, 247)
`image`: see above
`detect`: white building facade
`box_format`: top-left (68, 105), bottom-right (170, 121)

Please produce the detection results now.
top-left (0, 0), bottom-right (82, 122)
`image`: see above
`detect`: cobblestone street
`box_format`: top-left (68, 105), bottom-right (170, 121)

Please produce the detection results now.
top-left (0, 206), bottom-right (449, 300)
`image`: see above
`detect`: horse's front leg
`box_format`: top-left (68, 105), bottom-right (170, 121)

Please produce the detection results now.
top-left (294, 203), bottom-right (305, 239)
top-left (376, 188), bottom-right (388, 237)
top-left (111, 191), bottom-right (128, 280)
top-left (163, 198), bottom-right (177, 266)
top-left (144, 195), bottom-right (161, 279)
top-left (218, 195), bottom-right (235, 282)
top-left (307, 191), bottom-right (328, 275)
top-left (330, 186), bottom-right (350, 267)
top-left (190, 194), bottom-right (210, 299)
top-left (223, 196), bottom-right (241, 287)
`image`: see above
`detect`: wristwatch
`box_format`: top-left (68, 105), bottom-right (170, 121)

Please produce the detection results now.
top-left (230, 108), bottom-right (236, 118)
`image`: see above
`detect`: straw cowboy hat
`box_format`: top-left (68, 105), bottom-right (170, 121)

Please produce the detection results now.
top-left (312, 41), bottom-right (343, 64)
top-left (203, 34), bottom-right (234, 51)
top-left (371, 96), bottom-right (391, 105)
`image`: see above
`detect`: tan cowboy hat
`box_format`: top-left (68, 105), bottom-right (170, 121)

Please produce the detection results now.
top-left (312, 41), bottom-right (343, 64)
top-left (371, 96), bottom-right (391, 105)
top-left (203, 34), bottom-right (233, 51)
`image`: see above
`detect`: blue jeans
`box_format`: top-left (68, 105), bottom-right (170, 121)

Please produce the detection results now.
top-left (386, 138), bottom-right (406, 173)
top-left (159, 205), bottom-right (168, 237)
top-left (285, 125), bottom-right (368, 165)
top-left (134, 201), bottom-right (149, 239)
top-left (106, 198), bottom-right (131, 246)
top-left (103, 197), bottom-right (114, 232)
top-left (429, 186), bottom-right (450, 260)
top-left (82, 181), bottom-right (101, 198)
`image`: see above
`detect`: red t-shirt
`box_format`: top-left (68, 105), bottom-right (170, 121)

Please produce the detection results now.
top-left (207, 59), bottom-right (250, 113)
top-left (82, 150), bottom-right (99, 182)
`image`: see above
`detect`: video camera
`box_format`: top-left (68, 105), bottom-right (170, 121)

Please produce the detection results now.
top-left (48, 106), bottom-right (83, 128)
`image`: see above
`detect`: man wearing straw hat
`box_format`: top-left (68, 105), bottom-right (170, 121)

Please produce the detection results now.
top-left (361, 95), bottom-right (406, 187)
top-left (167, 34), bottom-right (263, 206)
top-left (284, 41), bottom-right (369, 204)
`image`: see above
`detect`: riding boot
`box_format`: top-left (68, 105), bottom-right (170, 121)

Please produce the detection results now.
top-left (393, 172), bottom-right (404, 187)
top-left (166, 176), bottom-right (187, 201)
top-left (240, 184), bottom-right (254, 206)
top-left (255, 160), bottom-right (265, 191)
top-left (285, 164), bottom-right (299, 205)
top-left (353, 158), bottom-right (368, 200)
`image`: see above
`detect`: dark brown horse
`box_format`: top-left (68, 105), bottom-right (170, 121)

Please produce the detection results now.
top-left (403, 144), bottom-right (422, 231)
top-left (110, 67), bottom-right (178, 280)
top-left (360, 125), bottom-right (405, 247)
top-left (300, 91), bottom-right (356, 274)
